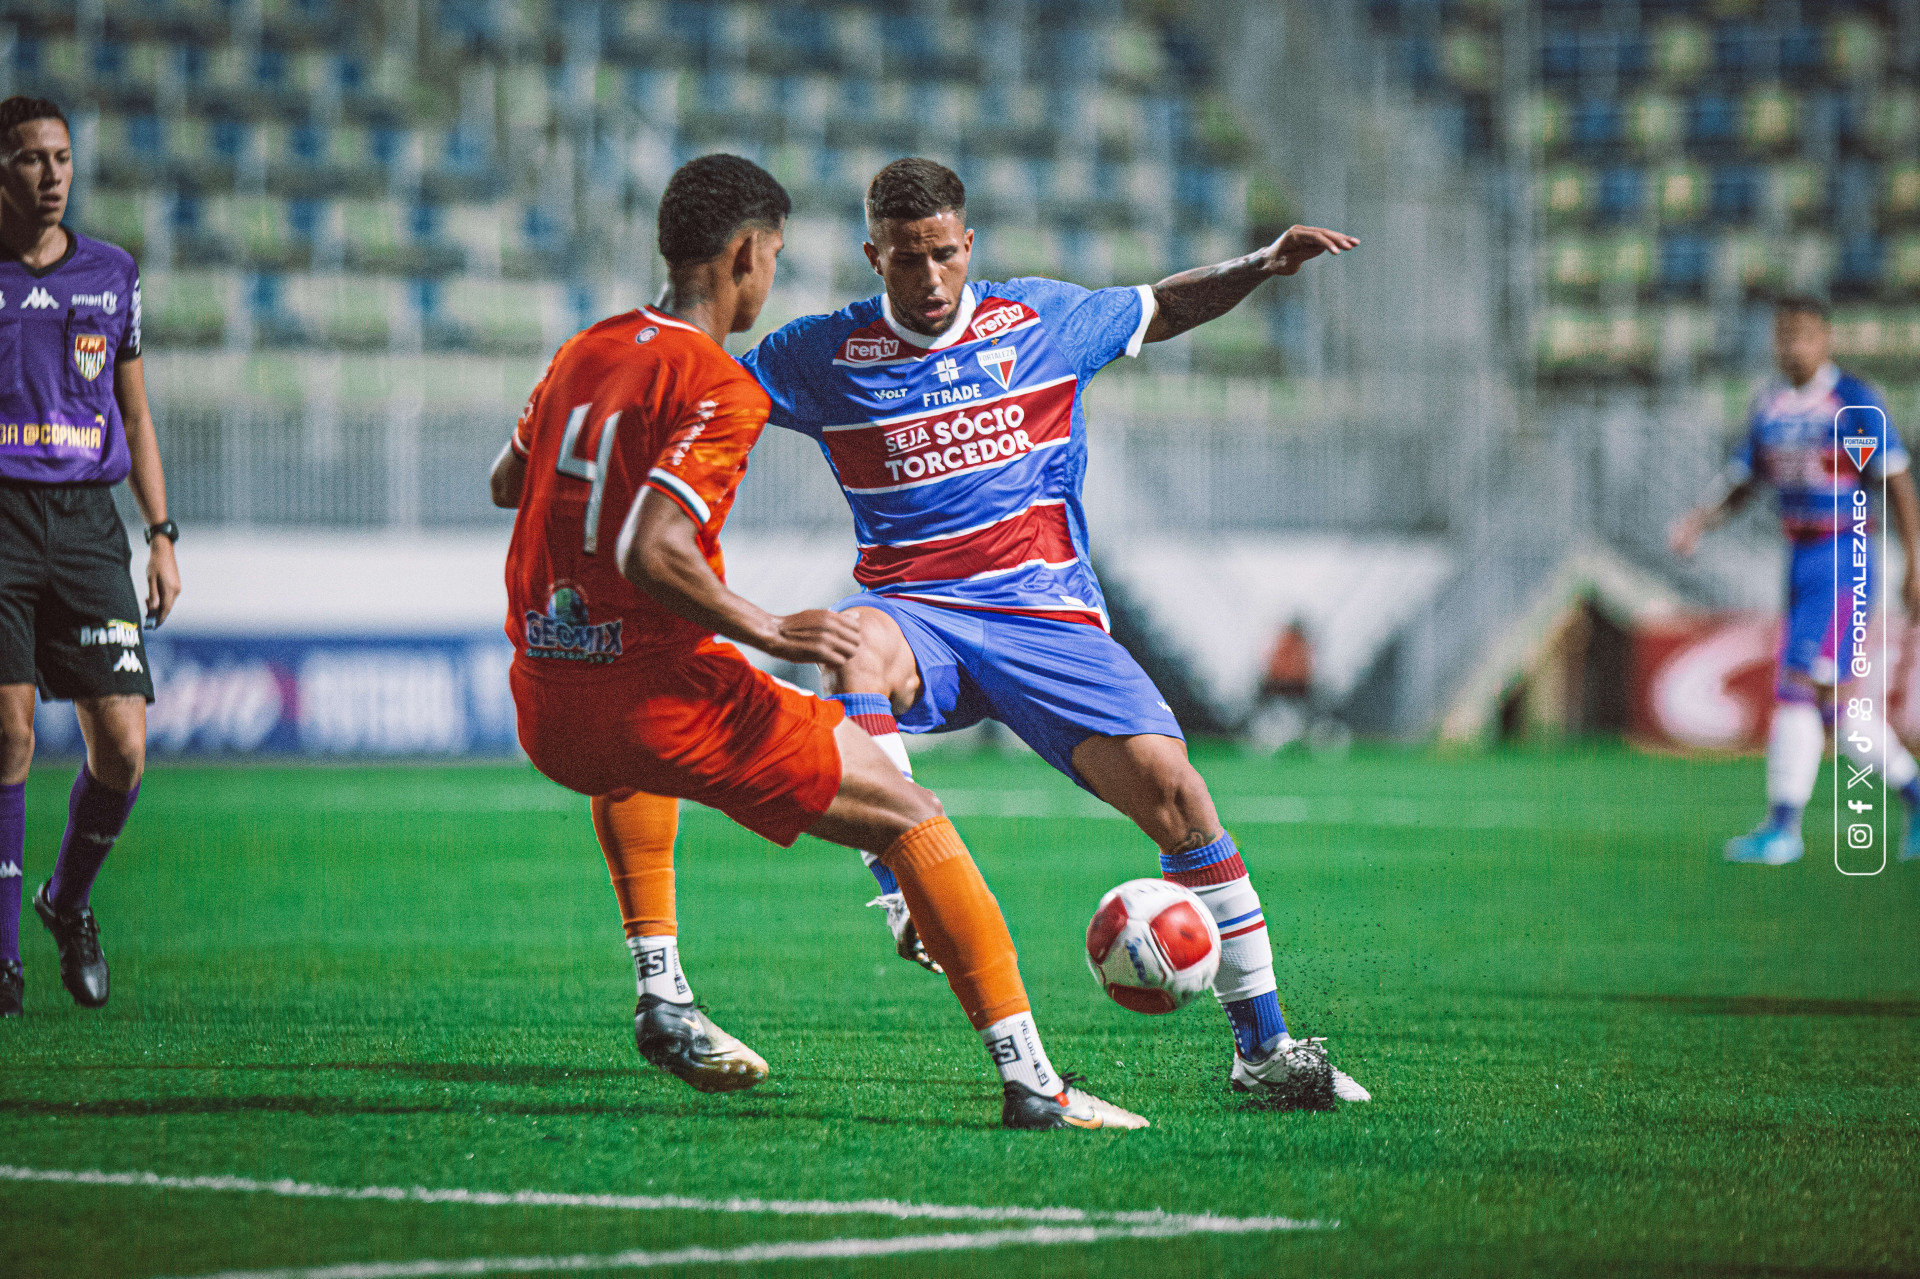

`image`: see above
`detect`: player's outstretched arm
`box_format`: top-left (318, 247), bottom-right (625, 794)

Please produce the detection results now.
top-left (1142, 224), bottom-right (1358, 344)
top-left (490, 437), bottom-right (527, 509)
top-left (617, 489), bottom-right (862, 666)
top-left (114, 356), bottom-right (180, 626)
top-left (1669, 478), bottom-right (1755, 559)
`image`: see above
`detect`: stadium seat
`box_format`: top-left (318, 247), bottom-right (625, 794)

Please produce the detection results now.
top-left (1836, 235), bottom-right (1884, 295)
top-left (1515, 95), bottom-right (1570, 155)
top-left (234, 195), bottom-right (310, 268)
top-left (1650, 21), bottom-right (1710, 84)
top-left (1887, 165), bottom-right (1920, 223)
top-left (1537, 307), bottom-right (1600, 372)
top-left (1601, 233), bottom-right (1656, 293)
top-left (1597, 168), bottom-right (1646, 224)
top-left (436, 277), bottom-right (564, 352)
top-left (1860, 88), bottom-right (1920, 158)
top-left (1655, 163), bottom-right (1708, 222)
top-left (1600, 310), bottom-right (1656, 372)
top-left (1626, 92), bottom-right (1684, 155)
top-left (1886, 237), bottom-right (1920, 297)
top-left (1101, 21), bottom-right (1167, 87)
top-left (1718, 232), bottom-right (1780, 294)
top-left (142, 269), bottom-right (238, 347)
top-left (1782, 233), bottom-right (1837, 295)
top-left (1545, 236), bottom-right (1600, 294)
top-left (1774, 162), bottom-right (1828, 224)
top-left (1659, 233), bottom-right (1712, 293)
top-left (1538, 165), bottom-right (1597, 224)
top-left (77, 190), bottom-right (150, 258)
top-left (283, 273), bottom-right (397, 350)
top-left (1827, 17), bottom-right (1888, 82)
top-left (1686, 94), bottom-right (1738, 149)
top-left (1709, 166), bottom-right (1760, 223)
top-left (1571, 99), bottom-right (1622, 151)
top-left (1740, 88), bottom-right (1798, 154)
top-left (979, 227), bottom-right (1061, 280)
top-left (1440, 29), bottom-right (1494, 93)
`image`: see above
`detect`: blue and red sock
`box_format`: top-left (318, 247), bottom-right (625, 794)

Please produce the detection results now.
top-left (46, 766), bottom-right (138, 914)
top-left (0, 782), bottom-right (22, 965)
top-left (1161, 833), bottom-right (1289, 1057)
top-left (832, 693), bottom-right (905, 895)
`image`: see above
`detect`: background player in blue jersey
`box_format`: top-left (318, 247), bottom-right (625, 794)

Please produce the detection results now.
top-left (0, 98), bottom-right (181, 1018)
top-left (733, 158), bottom-right (1366, 1108)
top-left (1671, 295), bottom-right (1920, 866)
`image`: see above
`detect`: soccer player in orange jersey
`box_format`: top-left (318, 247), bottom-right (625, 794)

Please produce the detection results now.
top-left (490, 155), bottom-right (1143, 1130)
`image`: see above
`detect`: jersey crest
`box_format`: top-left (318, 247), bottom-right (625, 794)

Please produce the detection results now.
top-left (73, 333), bottom-right (107, 381)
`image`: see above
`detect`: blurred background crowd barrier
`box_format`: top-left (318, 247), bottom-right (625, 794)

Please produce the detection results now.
top-left (8, 0), bottom-right (1915, 757)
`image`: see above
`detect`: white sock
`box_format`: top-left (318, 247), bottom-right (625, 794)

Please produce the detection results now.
top-left (1767, 701), bottom-right (1825, 811)
top-left (1191, 875), bottom-right (1279, 1004)
top-left (980, 1011), bottom-right (1062, 1096)
top-left (627, 934), bottom-right (691, 1003)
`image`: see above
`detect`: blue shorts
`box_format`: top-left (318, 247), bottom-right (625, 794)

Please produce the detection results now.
top-left (1781, 534), bottom-right (1873, 686)
top-left (833, 593), bottom-right (1184, 790)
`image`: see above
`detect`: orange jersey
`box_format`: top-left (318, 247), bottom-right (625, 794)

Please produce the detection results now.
top-left (505, 306), bottom-right (772, 672)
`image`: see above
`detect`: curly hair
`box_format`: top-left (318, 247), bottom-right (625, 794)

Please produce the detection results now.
top-left (657, 154), bottom-right (790, 266)
top-left (865, 157), bottom-right (965, 226)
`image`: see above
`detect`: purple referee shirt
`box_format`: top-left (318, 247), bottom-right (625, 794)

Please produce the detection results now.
top-left (0, 228), bottom-right (141, 484)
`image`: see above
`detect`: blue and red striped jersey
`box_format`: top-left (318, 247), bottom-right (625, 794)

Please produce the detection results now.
top-left (1731, 362), bottom-right (1908, 540)
top-left (742, 278), bottom-right (1154, 629)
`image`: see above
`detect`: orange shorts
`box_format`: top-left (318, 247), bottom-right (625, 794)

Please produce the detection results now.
top-left (511, 639), bottom-right (845, 847)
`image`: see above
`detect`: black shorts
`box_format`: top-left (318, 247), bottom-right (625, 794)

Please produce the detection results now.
top-left (0, 483), bottom-right (154, 703)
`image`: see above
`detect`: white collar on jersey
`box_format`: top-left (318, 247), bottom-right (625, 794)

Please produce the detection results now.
top-left (1771, 361), bottom-right (1840, 412)
top-left (880, 282), bottom-right (978, 352)
top-left (641, 305), bottom-right (705, 335)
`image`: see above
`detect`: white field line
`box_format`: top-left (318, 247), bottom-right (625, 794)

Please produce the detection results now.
top-left (164, 1219), bottom-right (1326, 1279)
top-left (0, 1165), bottom-right (1328, 1233)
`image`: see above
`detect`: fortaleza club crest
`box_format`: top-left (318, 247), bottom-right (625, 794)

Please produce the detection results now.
top-left (1843, 436), bottom-right (1877, 473)
top-left (976, 345), bottom-right (1017, 391)
top-left (524, 581), bottom-right (622, 663)
top-left (72, 333), bottom-right (108, 381)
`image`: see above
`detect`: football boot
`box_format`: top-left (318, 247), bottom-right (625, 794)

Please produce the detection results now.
top-left (1724, 827), bottom-right (1804, 866)
top-left (867, 892), bottom-right (941, 973)
top-left (33, 883), bottom-right (109, 1008)
top-left (1231, 1035), bottom-right (1342, 1110)
top-left (1001, 1076), bottom-right (1149, 1130)
top-left (1, 959), bottom-right (21, 1017)
top-left (633, 994), bottom-right (768, 1093)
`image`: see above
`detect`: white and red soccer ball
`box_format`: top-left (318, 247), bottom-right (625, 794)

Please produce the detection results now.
top-left (1085, 879), bottom-right (1221, 1014)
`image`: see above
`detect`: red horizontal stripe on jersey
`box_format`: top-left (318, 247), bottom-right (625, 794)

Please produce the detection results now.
top-left (642, 477), bottom-right (704, 527)
top-left (886, 594), bottom-right (1109, 630)
top-left (855, 503), bottom-right (1075, 588)
top-left (1163, 854), bottom-right (1248, 888)
top-left (824, 378), bottom-right (1076, 492)
top-left (849, 711), bottom-right (898, 736)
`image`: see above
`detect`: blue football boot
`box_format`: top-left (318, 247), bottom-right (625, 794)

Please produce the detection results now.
top-left (1725, 826), bottom-right (1804, 866)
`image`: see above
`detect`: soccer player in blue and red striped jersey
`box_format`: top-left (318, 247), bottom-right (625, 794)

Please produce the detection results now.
top-left (730, 158), bottom-right (1367, 1107)
top-left (0, 97), bottom-right (181, 1019)
top-left (1672, 295), bottom-right (1920, 865)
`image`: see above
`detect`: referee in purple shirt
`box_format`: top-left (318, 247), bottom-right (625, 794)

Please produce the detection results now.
top-left (0, 97), bottom-right (181, 1018)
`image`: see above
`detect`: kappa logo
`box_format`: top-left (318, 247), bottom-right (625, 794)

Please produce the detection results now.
top-left (1843, 435), bottom-right (1877, 472)
top-left (971, 302), bottom-right (1026, 338)
top-left (0, 289), bottom-right (6, 308)
top-left (0, 862), bottom-right (18, 879)
top-left (73, 333), bottom-right (108, 381)
top-left (844, 336), bottom-right (900, 362)
top-left (22, 286), bottom-right (56, 309)
top-left (976, 346), bottom-right (1017, 390)
top-left (934, 355), bottom-right (961, 384)
top-left (113, 650), bottom-right (144, 674)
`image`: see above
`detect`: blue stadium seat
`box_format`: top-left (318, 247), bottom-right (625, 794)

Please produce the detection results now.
top-left (1572, 99), bottom-right (1622, 150)
top-left (1836, 234), bottom-right (1884, 294)
top-left (1597, 167), bottom-right (1645, 224)
top-left (1709, 166), bottom-right (1760, 223)
top-left (1659, 233), bottom-right (1712, 293)
top-left (1687, 94), bottom-right (1739, 148)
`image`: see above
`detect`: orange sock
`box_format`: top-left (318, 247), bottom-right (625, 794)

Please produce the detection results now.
top-left (591, 791), bottom-right (679, 939)
top-left (878, 817), bottom-right (1030, 1030)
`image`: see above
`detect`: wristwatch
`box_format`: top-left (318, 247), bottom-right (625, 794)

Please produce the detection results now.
top-left (144, 519), bottom-right (179, 545)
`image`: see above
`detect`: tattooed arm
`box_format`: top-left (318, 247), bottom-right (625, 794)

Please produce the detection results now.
top-left (1143, 224), bottom-right (1358, 344)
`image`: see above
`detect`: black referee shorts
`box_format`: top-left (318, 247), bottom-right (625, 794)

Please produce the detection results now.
top-left (0, 482), bottom-right (154, 703)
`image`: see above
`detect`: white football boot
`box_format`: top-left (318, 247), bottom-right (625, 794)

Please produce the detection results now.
top-left (1232, 1035), bottom-right (1369, 1108)
top-left (867, 892), bottom-right (942, 973)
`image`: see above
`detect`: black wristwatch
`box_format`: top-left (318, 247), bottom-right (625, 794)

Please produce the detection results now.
top-left (144, 519), bottom-right (179, 545)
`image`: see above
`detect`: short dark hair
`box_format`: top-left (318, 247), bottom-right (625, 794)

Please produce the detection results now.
top-left (866, 157), bottom-right (965, 226)
top-left (1776, 293), bottom-right (1830, 322)
top-left (0, 96), bottom-right (68, 149)
top-left (657, 154), bottom-right (790, 266)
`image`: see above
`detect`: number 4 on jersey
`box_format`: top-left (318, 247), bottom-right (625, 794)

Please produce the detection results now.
top-left (556, 402), bottom-right (622, 553)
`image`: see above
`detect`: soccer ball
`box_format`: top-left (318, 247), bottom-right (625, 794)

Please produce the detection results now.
top-left (1084, 879), bottom-right (1221, 1014)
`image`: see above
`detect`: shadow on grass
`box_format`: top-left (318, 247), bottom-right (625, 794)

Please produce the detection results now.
top-left (0, 1094), bottom-right (996, 1130)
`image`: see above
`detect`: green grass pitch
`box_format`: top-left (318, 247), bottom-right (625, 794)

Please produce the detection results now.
top-left (1, 745), bottom-right (1916, 1277)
